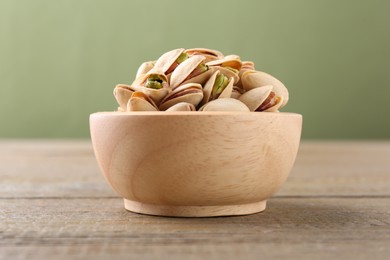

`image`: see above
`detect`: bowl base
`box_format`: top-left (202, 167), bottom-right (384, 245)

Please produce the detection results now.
top-left (124, 199), bottom-right (267, 217)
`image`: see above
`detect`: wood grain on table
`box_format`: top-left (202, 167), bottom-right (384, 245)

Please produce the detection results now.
top-left (1, 140), bottom-right (390, 259)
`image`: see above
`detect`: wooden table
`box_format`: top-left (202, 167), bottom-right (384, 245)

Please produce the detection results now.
top-left (1, 140), bottom-right (389, 259)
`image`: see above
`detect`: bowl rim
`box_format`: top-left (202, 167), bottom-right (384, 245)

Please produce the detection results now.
top-left (90, 111), bottom-right (302, 118)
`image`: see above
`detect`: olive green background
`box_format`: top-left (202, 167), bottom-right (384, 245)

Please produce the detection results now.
top-left (1, 0), bottom-right (389, 139)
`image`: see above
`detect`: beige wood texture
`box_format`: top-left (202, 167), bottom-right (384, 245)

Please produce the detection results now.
top-left (1, 140), bottom-right (390, 259)
top-left (90, 112), bottom-right (302, 216)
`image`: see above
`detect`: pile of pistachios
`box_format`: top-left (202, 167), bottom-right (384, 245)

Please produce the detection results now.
top-left (114, 48), bottom-right (289, 112)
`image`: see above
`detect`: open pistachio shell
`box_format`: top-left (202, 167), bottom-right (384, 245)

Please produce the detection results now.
top-left (133, 68), bottom-right (170, 105)
top-left (236, 61), bottom-right (255, 88)
top-left (241, 70), bottom-right (289, 107)
top-left (142, 88), bottom-right (170, 107)
top-left (206, 55), bottom-right (242, 72)
top-left (241, 61), bottom-right (255, 71)
top-left (238, 85), bottom-right (273, 112)
top-left (170, 55), bottom-right (209, 89)
top-left (165, 102), bottom-right (196, 111)
top-left (113, 84), bottom-right (136, 111)
top-left (212, 66), bottom-right (240, 85)
top-left (264, 95), bottom-right (284, 112)
top-left (181, 69), bottom-right (213, 87)
top-left (136, 61), bottom-right (155, 80)
top-left (135, 68), bottom-right (169, 88)
top-left (153, 48), bottom-right (185, 74)
top-left (127, 91), bottom-right (158, 111)
top-left (199, 98), bottom-right (250, 112)
top-left (200, 70), bottom-right (234, 106)
top-left (185, 48), bottom-right (224, 62)
top-left (159, 83), bottom-right (203, 111)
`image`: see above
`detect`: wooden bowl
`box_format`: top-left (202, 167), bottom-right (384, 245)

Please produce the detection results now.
top-left (90, 111), bottom-right (302, 217)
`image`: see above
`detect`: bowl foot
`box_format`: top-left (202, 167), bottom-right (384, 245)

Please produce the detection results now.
top-left (123, 199), bottom-right (267, 217)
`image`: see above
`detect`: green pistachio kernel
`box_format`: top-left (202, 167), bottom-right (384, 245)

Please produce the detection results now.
top-left (176, 52), bottom-right (189, 64)
top-left (197, 63), bottom-right (208, 73)
top-left (145, 75), bottom-right (163, 89)
top-left (212, 74), bottom-right (229, 98)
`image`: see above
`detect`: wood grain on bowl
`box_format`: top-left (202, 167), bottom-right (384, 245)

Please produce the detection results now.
top-left (89, 112), bottom-right (302, 217)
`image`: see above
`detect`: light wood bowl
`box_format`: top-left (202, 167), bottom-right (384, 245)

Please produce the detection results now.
top-left (90, 111), bottom-right (302, 217)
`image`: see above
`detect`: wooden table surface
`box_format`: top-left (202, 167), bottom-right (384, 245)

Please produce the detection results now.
top-left (1, 140), bottom-right (390, 259)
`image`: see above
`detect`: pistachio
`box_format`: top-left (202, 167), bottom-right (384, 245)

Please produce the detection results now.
top-left (113, 48), bottom-right (290, 112)
top-left (185, 63), bottom-right (208, 81)
top-left (241, 70), bottom-right (289, 108)
top-left (257, 91), bottom-right (277, 111)
top-left (170, 55), bottom-right (212, 89)
top-left (113, 84), bottom-right (135, 111)
top-left (207, 55), bottom-right (242, 72)
top-left (211, 74), bottom-right (229, 99)
top-left (165, 102), bottom-right (196, 111)
top-left (153, 48), bottom-right (185, 75)
top-left (238, 85), bottom-right (273, 112)
top-left (165, 52), bottom-right (189, 74)
top-left (127, 91), bottom-right (159, 111)
top-left (199, 98), bottom-right (250, 112)
top-left (185, 48), bottom-right (224, 62)
top-left (145, 75), bottom-right (164, 89)
top-left (176, 52), bottom-right (189, 63)
top-left (159, 83), bottom-right (203, 111)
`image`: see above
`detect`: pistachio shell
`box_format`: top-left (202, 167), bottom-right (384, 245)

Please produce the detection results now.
top-left (159, 83), bottom-right (203, 111)
top-left (113, 84), bottom-right (135, 111)
top-left (264, 96), bottom-right (284, 112)
top-left (180, 69), bottom-right (213, 86)
top-left (136, 61), bottom-right (155, 79)
top-left (127, 91), bottom-right (158, 111)
top-left (140, 88), bottom-right (169, 107)
top-left (238, 85), bottom-right (273, 112)
top-left (135, 68), bottom-right (169, 88)
top-left (185, 48), bottom-right (224, 62)
top-left (133, 68), bottom-right (170, 105)
top-left (218, 79), bottom-right (234, 99)
top-left (206, 55), bottom-right (242, 71)
top-left (236, 69), bottom-right (254, 89)
top-left (170, 55), bottom-right (207, 89)
top-left (241, 61), bottom-right (255, 71)
top-left (200, 70), bottom-right (234, 106)
top-left (237, 61), bottom-right (255, 88)
top-left (153, 48), bottom-right (185, 74)
top-left (224, 54), bottom-right (240, 60)
top-left (241, 70), bottom-right (289, 107)
top-left (165, 102), bottom-right (196, 111)
top-left (199, 98), bottom-right (250, 112)
top-left (201, 70), bottom-right (218, 104)
top-left (213, 66), bottom-right (239, 84)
